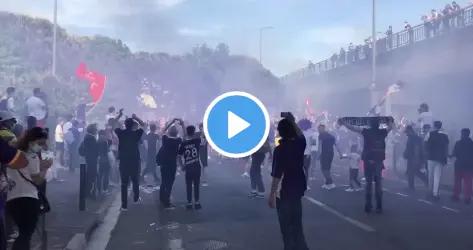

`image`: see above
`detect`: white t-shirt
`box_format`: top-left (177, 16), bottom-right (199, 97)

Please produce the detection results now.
top-left (418, 111), bottom-right (433, 129)
top-left (55, 124), bottom-right (64, 143)
top-left (26, 96), bottom-right (46, 120)
top-left (7, 152), bottom-right (40, 201)
top-left (6, 97), bottom-right (14, 112)
top-left (303, 130), bottom-right (317, 155)
top-left (347, 152), bottom-right (361, 169)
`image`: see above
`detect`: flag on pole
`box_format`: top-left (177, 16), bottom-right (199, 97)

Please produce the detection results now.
top-left (75, 63), bottom-right (106, 104)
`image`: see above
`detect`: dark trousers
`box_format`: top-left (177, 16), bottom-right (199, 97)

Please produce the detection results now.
top-left (406, 160), bottom-right (428, 189)
top-left (185, 167), bottom-right (201, 203)
top-left (98, 160), bottom-right (111, 193)
top-left (160, 166), bottom-right (176, 206)
top-left (276, 197), bottom-right (309, 250)
top-left (6, 198), bottom-right (39, 250)
top-left (250, 161), bottom-right (265, 193)
top-left (303, 155), bottom-right (311, 183)
top-left (86, 158), bottom-right (98, 197)
top-left (349, 169), bottom-right (362, 188)
top-left (0, 213), bottom-right (6, 250)
top-left (119, 161), bottom-right (140, 209)
top-left (453, 169), bottom-right (473, 201)
top-left (364, 160), bottom-right (383, 210)
top-left (320, 155), bottom-right (334, 185)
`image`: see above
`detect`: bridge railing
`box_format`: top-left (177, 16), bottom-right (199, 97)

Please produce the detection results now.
top-left (282, 4), bottom-right (473, 82)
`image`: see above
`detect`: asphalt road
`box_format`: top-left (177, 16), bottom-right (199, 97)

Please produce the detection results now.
top-left (95, 159), bottom-right (473, 250)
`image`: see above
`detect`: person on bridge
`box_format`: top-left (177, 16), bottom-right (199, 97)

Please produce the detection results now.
top-left (269, 116), bottom-right (309, 250)
top-left (340, 118), bottom-right (393, 214)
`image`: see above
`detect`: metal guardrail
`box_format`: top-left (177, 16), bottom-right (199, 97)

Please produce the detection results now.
top-left (282, 4), bottom-right (473, 81)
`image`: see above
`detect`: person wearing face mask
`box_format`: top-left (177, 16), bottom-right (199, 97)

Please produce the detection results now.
top-left (6, 127), bottom-right (51, 250)
top-left (79, 124), bottom-right (99, 198)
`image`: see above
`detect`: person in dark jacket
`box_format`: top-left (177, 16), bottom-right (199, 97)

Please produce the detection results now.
top-left (426, 121), bottom-right (449, 201)
top-left (97, 130), bottom-right (111, 195)
top-left (451, 128), bottom-right (473, 204)
top-left (80, 124), bottom-right (99, 198)
top-left (403, 125), bottom-right (428, 191)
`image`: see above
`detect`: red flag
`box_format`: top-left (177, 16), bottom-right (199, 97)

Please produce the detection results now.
top-left (76, 63), bottom-right (106, 104)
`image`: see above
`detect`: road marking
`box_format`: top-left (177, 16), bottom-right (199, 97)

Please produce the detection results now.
top-left (305, 196), bottom-right (376, 232)
top-left (418, 199), bottom-right (433, 205)
top-left (86, 192), bottom-right (122, 250)
top-left (441, 206), bottom-right (460, 213)
top-left (395, 192), bottom-right (409, 197)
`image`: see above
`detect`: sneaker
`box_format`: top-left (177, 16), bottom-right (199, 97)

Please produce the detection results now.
top-left (194, 203), bottom-right (202, 210)
top-left (241, 172), bottom-right (250, 178)
top-left (134, 197), bottom-right (142, 203)
top-left (255, 193), bottom-right (265, 199)
top-left (321, 184), bottom-right (328, 189)
top-left (345, 188), bottom-right (355, 192)
top-left (186, 203), bottom-right (193, 210)
top-left (201, 182), bottom-right (209, 187)
top-left (248, 192), bottom-right (257, 198)
top-left (355, 188), bottom-right (364, 192)
top-left (326, 184), bottom-right (336, 190)
top-left (165, 204), bottom-right (176, 210)
top-left (120, 207), bottom-right (128, 212)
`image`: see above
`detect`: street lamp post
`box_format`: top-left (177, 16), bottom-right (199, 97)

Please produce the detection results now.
top-left (52, 0), bottom-right (57, 76)
top-left (370, 0), bottom-right (378, 113)
top-left (259, 26), bottom-right (274, 65)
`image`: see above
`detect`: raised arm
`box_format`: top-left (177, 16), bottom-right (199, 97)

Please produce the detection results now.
top-left (132, 114), bottom-right (145, 127)
top-left (162, 119), bottom-right (177, 133)
top-left (116, 108), bottom-right (124, 121)
top-left (339, 119), bottom-right (363, 134)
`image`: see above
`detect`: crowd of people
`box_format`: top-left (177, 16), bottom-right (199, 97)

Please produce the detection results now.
top-left (2, 82), bottom-right (473, 250)
top-left (306, 1), bottom-right (472, 74)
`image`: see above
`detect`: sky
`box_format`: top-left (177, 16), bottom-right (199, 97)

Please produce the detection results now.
top-left (1, 0), bottom-right (472, 76)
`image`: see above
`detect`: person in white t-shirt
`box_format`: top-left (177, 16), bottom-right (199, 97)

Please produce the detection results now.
top-left (418, 103), bottom-right (433, 130)
top-left (299, 119), bottom-right (315, 189)
top-left (6, 127), bottom-right (51, 250)
top-left (25, 88), bottom-right (47, 127)
top-left (342, 144), bottom-right (363, 192)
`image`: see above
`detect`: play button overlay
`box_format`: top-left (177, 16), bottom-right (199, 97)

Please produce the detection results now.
top-left (204, 91), bottom-right (270, 158)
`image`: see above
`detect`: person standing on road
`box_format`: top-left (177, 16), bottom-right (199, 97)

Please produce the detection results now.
top-left (97, 130), bottom-right (112, 195)
top-left (426, 121), bottom-right (449, 201)
top-left (450, 128), bottom-right (473, 204)
top-left (80, 124), bottom-right (99, 198)
top-left (299, 119), bottom-right (315, 190)
top-left (178, 124), bottom-right (203, 210)
top-left (340, 118), bottom-right (393, 213)
top-left (141, 124), bottom-right (160, 185)
top-left (7, 127), bottom-right (51, 250)
top-left (269, 116), bottom-right (309, 250)
top-left (248, 140), bottom-right (270, 199)
top-left (158, 119), bottom-right (182, 209)
top-left (25, 88), bottom-right (47, 128)
top-left (115, 115), bottom-right (145, 211)
top-left (197, 123), bottom-right (209, 187)
top-left (403, 125), bottom-right (428, 191)
top-left (318, 124), bottom-right (342, 190)
top-left (343, 144), bottom-right (362, 192)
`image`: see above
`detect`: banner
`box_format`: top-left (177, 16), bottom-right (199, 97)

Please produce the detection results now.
top-left (338, 116), bottom-right (394, 127)
top-left (75, 63), bottom-right (106, 104)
